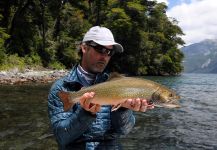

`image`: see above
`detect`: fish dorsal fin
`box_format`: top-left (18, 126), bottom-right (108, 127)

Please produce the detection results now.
top-left (108, 72), bottom-right (125, 81)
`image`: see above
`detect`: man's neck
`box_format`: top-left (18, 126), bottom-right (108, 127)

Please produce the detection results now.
top-left (77, 65), bottom-right (96, 85)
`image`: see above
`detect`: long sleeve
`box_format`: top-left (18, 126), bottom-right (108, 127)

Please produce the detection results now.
top-left (111, 108), bottom-right (135, 135)
top-left (48, 79), bottom-right (96, 147)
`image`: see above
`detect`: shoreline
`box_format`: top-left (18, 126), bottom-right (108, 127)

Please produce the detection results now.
top-left (0, 69), bottom-right (69, 85)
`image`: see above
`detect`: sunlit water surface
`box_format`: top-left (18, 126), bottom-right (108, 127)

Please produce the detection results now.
top-left (0, 73), bottom-right (217, 149)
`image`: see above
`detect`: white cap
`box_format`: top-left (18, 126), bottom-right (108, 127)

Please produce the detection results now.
top-left (82, 26), bottom-right (124, 53)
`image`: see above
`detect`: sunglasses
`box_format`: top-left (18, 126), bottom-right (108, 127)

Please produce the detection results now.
top-left (87, 42), bottom-right (115, 56)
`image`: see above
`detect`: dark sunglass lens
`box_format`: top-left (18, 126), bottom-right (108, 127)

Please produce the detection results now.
top-left (101, 48), bottom-right (114, 56)
top-left (89, 43), bottom-right (115, 56)
top-left (101, 48), bottom-right (107, 53)
top-left (108, 50), bottom-right (115, 56)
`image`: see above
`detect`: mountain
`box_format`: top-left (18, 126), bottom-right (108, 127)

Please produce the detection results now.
top-left (181, 39), bottom-right (217, 73)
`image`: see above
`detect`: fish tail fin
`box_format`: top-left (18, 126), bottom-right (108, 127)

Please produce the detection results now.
top-left (58, 91), bottom-right (75, 111)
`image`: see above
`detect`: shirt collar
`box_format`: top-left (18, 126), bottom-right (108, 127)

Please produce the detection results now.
top-left (63, 64), bottom-right (110, 86)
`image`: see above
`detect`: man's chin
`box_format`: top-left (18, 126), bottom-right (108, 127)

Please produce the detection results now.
top-left (93, 69), bottom-right (104, 74)
top-left (96, 64), bottom-right (106, 70)
top-left (91, 66), bottom-right (105, 74)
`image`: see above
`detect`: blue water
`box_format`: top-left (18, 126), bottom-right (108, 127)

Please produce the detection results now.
top-left (122, 73), bottom-right (217, 150)
top-left (0, 73), bottom-right (217, 149)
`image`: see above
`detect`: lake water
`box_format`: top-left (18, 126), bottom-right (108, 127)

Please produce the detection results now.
top-left (0, 73), bottom-right (217, 150)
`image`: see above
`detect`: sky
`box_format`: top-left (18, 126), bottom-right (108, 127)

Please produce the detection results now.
top-left (155, 0), bottom-right (217, 46)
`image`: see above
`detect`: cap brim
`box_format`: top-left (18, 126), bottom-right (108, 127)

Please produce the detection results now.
top-left (92, 40), bottom-right (124, 53)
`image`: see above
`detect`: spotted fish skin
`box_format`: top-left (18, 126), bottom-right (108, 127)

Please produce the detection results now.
top-left (58, 74), bottom-right (181, 111)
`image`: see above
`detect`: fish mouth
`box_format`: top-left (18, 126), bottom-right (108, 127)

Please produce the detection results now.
top-left (151, 99), bottom-right (181, 108)
top-left (154, 103), bottom-right (181, 108)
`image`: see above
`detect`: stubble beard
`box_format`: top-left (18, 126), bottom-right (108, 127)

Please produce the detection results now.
top-left (90, 61), bottom-right (107, 74)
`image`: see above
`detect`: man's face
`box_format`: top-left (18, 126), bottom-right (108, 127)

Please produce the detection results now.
top-left (81, 43), bottom-right (113, 74)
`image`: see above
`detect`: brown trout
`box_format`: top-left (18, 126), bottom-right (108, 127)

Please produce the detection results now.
top-left (58, 74), bottom-right (181, 111)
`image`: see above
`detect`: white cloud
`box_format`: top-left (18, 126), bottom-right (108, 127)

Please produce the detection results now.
top-left (167, 0), bottom-right (217, 45)
top-left (156, 0), bottom-right (169, 5)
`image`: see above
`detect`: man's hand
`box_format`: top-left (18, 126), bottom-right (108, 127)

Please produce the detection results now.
top-left (79, 92), bottom-right (101, 114)
top-left (121, 98), bottom-right (154, 112)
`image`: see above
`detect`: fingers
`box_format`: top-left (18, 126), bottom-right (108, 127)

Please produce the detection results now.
top-left (133, 98), bottom-right (141, 111)
top-left (80, 92), bottom-right (94, 105)
top-left (80, 92), bottom-right (101, 114)
top-left (140, 99), bottom-right (148, 112)
top-left (122, 99), bottom-right (133, 108)
top-left (123, 98), bottom-right (154, 112)
top-left (89, 104), bottom-right (101, 113)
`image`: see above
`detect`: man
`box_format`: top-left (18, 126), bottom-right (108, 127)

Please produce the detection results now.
top-left (48, 26), bottom-right (154, 150)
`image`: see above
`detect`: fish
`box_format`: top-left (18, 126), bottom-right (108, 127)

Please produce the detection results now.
top-left (58, 73), bottom-right (181, 111)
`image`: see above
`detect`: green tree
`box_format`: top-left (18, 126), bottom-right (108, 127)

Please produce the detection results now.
top-left (51, 2), bottom-right (91, 68)
top-left (0, 14), bottom-right (10, 64)
top-left (104, 0), bottom-right (184, 75)
top-left (0, 0), bottom-right (185, 75)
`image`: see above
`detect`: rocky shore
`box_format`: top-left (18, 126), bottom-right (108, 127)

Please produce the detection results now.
top-left (0, 68), bottom-right (69, 85)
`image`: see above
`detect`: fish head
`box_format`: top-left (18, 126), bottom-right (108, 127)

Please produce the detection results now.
top-left (151, 87), bottom-right (181, 108)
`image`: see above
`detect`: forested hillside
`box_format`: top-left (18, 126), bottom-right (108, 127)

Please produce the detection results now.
top-left (0, 0), bottom-right (184, 75)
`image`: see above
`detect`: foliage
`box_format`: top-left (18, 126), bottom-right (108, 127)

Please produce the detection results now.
top-left (24, 54), bottom-right (43, 68)
top-left (0, 14), bottom-right (10, 64)
top-left (0, 54), bottom-right (25, 70)
top-left (54, 3), bottom-right (90, 68)
top-left (104, 1), bottom-right (184, 75)
top-left (0, 0), bottom-right (185, 75)
top-left (48, 61), bottom-right (65, 70)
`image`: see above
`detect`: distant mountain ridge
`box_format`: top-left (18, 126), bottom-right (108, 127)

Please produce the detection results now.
top-left (181, 39), bottom-right (217, 73)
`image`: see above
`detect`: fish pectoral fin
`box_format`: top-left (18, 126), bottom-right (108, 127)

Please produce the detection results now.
top-left (111, 103), bottom-right (122, 111)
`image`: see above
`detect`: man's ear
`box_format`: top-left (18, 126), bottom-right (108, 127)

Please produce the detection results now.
top-left (80, 43), bottom-right (87, 54)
